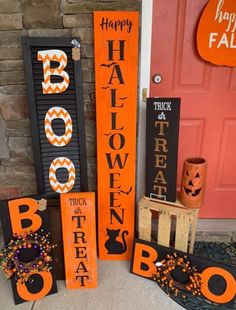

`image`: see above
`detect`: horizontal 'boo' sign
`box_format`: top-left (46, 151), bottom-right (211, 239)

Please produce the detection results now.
top-left (131, 239), bottom-right (236, 309)
top-left (22, 37), bottom-right (88, 197)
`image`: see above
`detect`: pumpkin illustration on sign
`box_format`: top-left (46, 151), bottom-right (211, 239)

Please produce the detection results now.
top-left (180, 158), bottom-right (207, 208)
top-left (197, 0), bottom-right (236, 66)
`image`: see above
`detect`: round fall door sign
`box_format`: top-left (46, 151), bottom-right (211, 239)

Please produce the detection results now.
top-left (197, 0), bottom-right (236, 66)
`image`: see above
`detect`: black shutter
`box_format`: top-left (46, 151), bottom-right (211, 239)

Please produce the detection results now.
top-left (22, 37), bottom-right (88, 197)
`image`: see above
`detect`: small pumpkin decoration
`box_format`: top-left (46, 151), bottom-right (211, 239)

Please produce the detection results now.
top-left (179, 157), bottom-right (207, 208)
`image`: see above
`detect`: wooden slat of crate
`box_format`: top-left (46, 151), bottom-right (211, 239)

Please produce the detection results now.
top-left (188, 208), bottom-right (199, 253)
top-left (157, 210), bottom-right (171, 247)
top-left (138, 205), bottom-right (152, 242)
top-left (175, 214), bottom-right (191, 252)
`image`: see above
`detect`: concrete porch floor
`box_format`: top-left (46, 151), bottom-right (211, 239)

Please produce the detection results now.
top-left (0, 232), bottom-right (184, 310)
top-left (0, 261), bottom-right (184, 310)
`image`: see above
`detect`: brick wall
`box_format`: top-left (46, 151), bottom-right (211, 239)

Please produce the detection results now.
top-left (0, 0), bottom-right (141, 199)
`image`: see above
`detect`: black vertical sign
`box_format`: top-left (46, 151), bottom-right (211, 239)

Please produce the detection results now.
top-left (145, 98), bottom-right (180, 202)
top-left (22, 37), bottom-right (88, 197)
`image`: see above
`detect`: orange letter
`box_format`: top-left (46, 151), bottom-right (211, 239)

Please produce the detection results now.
top-left (132, 243), bottom-right (158, 278)
top-left (8, 198), bottom-right (42, 235)
top-left (17, 271), bottom-right (53, 301)
top-left (201, 267), bottom-right (236, 304)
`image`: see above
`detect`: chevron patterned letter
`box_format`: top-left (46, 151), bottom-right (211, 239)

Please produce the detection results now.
top-left (37, 49), bottom-right (69, 94)
top-left (45, 107), bottom-right (73, 147)
top-left (49, 157), bottom-right (76, 193)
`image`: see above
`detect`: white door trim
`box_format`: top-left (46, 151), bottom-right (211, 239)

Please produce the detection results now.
top-left (137, 0), bottom-right (153, 202)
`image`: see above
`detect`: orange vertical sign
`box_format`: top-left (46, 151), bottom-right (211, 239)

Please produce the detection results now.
top-left (60, 192), bottom-right (97, 289)
top-left (94, 11), bottom-right (139, 260)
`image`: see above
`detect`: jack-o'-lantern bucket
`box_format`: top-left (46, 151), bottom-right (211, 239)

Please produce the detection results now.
top-left (179, 157), bottom-right (207, 208)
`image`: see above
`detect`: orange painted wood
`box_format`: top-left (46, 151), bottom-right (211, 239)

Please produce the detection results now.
top-left (150, 0), bottom-right (236, 218)
top-left (60, 192), bottom-right (97, 289)
top-left (197, 0), bottom-right (236, 66)
top-left (94, 11), bottom-right (139, 260)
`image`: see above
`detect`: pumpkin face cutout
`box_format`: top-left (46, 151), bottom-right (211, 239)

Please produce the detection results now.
top-left (197, 0), bottom-right (236, 66)
top-left (180, 158), bottom-right (207, 208)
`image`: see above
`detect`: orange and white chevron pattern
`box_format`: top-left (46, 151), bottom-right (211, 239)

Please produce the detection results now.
top-left (45, 107), bottom-right (72, 147)
top-left (49, 157), bottom-right (75, 193)
top-left (37, 49), bottom-right (69, 94)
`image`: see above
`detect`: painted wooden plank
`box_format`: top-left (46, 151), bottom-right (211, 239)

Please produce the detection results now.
top-left (60, 192), bottom-right (97, 289)
top-left (0, 196), bottom-right (57, 304)
top-left (94, 11), bottom-right (139, 260)
top-left (145, 98), bottom-right (180, 202)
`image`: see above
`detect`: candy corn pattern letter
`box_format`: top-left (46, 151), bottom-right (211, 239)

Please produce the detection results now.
top-left (37, 50), bottom-right (69, 94)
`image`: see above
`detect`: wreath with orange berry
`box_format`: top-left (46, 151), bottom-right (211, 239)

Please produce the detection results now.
top-left (154, 252), bottom-right (203, 298)
top-left (0, 230), bottom-right (56, 284)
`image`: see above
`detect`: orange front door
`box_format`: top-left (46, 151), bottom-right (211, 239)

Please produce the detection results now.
top-left (150, 0), bottom-right (236, 218)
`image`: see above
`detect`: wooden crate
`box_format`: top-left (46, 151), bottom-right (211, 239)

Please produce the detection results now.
top-left (138, 196), bottom-right (199, 253)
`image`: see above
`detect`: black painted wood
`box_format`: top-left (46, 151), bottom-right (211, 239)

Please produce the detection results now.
top-left (131, 238), bottom-right (236, 309)
top-left (145, 98), bottom-right (180, 202)
top-left (0, 195), bottom-right (58, 305)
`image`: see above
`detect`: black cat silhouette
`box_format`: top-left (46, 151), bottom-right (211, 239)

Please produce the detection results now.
top-left (105, 229), bottom-right (129, 254)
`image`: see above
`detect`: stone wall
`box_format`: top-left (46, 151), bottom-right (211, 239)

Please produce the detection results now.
top-left (0, 0), bottom-right (141, 199)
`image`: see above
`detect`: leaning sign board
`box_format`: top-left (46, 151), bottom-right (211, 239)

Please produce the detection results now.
top-left (94, 11), bottom-right (139, 260)
top-left (145, 98), bottom-right (180, 202)
top-left (0, 195), bottom-right (57, 305)
top-left (60, 192), bottom-right (97, 289)
top-left (131, 238), bottom-right (236, 310)
top-left (22, 37), bottom-right (88, 197)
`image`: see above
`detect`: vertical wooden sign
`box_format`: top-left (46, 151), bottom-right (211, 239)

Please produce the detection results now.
top-left (60, 192), bottom-right (97, 289)
top-left (145, 98), bottom-right (180, 202)
top-left (94, 12), bottom-right (139, 260)
top-left (0, 196), bottom-right (57, 305)
top-left (22, 37), bottom-right (88, 197)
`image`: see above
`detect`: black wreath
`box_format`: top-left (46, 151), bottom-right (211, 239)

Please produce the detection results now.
top-left (154, 252), bottom-right (202, 298)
